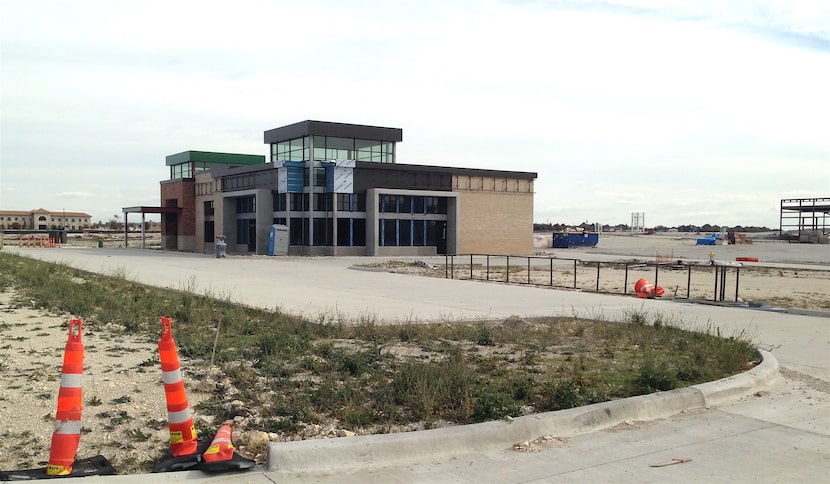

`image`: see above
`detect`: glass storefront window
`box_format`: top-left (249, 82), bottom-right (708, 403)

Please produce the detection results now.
top-left (381, 219), bottom-right (397, 246)
top-left (425, 197), bottom-right (447, 214)
top-left (336, 193), bottom-right (351, 211)
top-left (399, 196), bottom-right (413, 214)
top-left (380, 195), bottom-right (398, 213)
top-left (399, 219), bottom-right (412, 246)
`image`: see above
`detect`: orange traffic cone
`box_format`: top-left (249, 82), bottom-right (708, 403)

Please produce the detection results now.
top-left (158, 317), bottom-right (199, 457)
top-left (202, 420), bottom-right (235, 462)
top-left (634, 278), bottom-right (665, 299)
top-left (47, 319), bottom-right (84, 476)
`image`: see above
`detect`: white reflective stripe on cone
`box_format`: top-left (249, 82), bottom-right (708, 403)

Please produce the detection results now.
top-left (60, 373), bottom-right (83, 388)
top-left (53, 420), bottom-right (82, 434)
top-left (162, 369), bottom-right (182, 385)
top-left (211, 437), bottom-right (232, 444)
top-left (167, 408), bottom-right (192, 424)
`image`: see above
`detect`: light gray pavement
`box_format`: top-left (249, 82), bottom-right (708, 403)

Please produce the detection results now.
top-left (4, 246), bottom-right (829, 482)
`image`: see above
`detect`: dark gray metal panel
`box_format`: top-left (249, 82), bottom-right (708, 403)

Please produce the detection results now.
top-left (354, 164), bottom-right (452, 193)
top-left (354, 161), bottom-right (537, 180)
top-left (264, 120), bottom-right (403, 144)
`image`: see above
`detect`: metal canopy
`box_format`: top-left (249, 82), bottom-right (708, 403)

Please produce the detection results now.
top-left (121, 206), bottom-right (181, 249)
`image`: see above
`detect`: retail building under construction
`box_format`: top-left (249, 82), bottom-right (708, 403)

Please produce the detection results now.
top-left (130, 121), bottom-right (537, 256)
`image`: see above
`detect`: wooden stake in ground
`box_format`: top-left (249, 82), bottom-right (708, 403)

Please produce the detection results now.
top-left (210, 315), bottom-right (223, 367)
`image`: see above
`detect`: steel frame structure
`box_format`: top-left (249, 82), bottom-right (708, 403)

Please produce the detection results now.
top-left (779, 197), bottom-right (830, 239)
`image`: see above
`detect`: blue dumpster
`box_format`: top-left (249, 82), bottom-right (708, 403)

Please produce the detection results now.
top-left (552, 232), bottom-right (599, 248)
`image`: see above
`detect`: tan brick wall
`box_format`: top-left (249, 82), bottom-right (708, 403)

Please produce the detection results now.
top-left (454, 175), bottom-right (534, 255)
top-left (194, 172), bottom-right (221, 253)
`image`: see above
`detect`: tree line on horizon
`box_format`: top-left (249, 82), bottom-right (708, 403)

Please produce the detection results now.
top-left (533, 222), bottom-right (773, 233)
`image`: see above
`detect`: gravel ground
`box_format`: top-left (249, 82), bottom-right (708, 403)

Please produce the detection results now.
top-left (0, 289), bottom-right (213, 474)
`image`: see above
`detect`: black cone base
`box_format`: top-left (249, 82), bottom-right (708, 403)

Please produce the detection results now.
top-left (0, 455), bottom-right (116, 481)
top-left (154, 438), bottom-right (256, 473)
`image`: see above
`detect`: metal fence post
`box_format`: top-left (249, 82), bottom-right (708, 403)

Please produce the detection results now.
top-left (573, 260), bottom-right (577, 289)
top-left (735, 267), bottom-right (740, 302)
top-left (654, 263), bottom-right (659, 287)
top-left (550, 258), bottom-right (553, 287)
top-left (720, 267), bottom-right (727, 301)
top-left (624, 263), bottom-right (629, 295)
top-left (687, 265), bottom-right (692, 299)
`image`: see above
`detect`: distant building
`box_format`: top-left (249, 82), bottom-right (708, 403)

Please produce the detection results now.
top-left (134, 120), bottom-right (538, 256)
top-left (0, 209), bottom-right (92, 231)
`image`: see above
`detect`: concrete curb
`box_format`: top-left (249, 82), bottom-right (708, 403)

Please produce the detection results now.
top-left (266, 350), bottom-right (778, 473)
top-left (694, 349), bottom-right (778, 407)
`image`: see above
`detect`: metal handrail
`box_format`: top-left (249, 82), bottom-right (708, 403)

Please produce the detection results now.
top-left (443, 253), bottom-right (742, 303)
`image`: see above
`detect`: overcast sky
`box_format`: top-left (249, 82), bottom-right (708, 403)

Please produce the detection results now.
top-left (1, 0), bottom-right (828, 228)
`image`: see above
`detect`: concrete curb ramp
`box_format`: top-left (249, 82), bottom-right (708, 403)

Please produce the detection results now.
top-left (267, 350), bottom-right (778, 473)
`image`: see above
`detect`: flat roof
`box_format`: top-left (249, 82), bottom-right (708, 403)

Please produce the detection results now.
top-left (264, 120), bottom-right (403, 144)
top-left (122, 206), bottom-right (181, 214)
top-left (205, 159), bottom-right (536, 180)
top-left (165, 151), bottom-right (265, 167)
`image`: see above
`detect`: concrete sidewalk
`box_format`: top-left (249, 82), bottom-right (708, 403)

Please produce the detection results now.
top-left (5, 247), bottom-right (829, 482)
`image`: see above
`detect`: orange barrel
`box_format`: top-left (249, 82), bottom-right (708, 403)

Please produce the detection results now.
top-left (47, 319), bottom-right (84, 476)
top-left (158, 317), bottom-right (198, 457)
top-left (202, 420), bottom-right (235, 462)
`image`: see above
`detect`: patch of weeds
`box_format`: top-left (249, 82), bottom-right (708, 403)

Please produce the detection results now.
top-left (137, 357), bottom-right (158, 367)
top-left (475, 323), bottom-right (495, 346)
top-left (262, 416), bottom-right (301, 433)
top-left (125, 428), bottom-right (151, 441)
top-left (540, 379), bottom-right (583, 411)
top-left (335, 346), bottom-right (383, 376)
top-left (623, 307), bottom-right (650, 325)
top-left (110, 395), bottom-right (132, 404)
top-left (145, 418), bottom-right (168, 431)
top-left (471, 384), bottom-right (521, 422)
top-left (344, 408), bottom-right (373, 428)
top-left (97, 410), bottom-right (133, 430)
top-left (634, 359), bottom-right (678, 393)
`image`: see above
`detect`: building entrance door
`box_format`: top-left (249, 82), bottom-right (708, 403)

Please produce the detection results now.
top-left (248, 222), bottom-right (257, 253)
top-left (426, 220), bottom-right (448, 255)
top-left (163, 213), bottom-right (178, 250)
